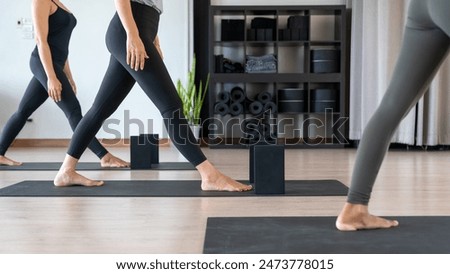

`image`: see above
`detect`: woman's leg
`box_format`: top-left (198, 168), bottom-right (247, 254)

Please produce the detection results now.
top-left (337, 0), bottom-right (450, 231)
top-left (0, 78), bottom-right (47, 165)
top-left (29, 57), bottom-right (128, 167)
top-left (54, 55), bottom-right (136, 186)
top-left (107, 9), bottom-right (252, 191)
top-left (52, 64), bottom-right (129, 168)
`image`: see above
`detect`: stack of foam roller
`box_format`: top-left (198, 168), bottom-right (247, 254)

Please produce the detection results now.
top-left (214, 87), bottom-right (277, 144)
top-left (214, 87), bottom-right (278, 117)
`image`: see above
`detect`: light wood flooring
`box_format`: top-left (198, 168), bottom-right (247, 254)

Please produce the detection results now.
top-left (0, 146), bottom-right (449, 253)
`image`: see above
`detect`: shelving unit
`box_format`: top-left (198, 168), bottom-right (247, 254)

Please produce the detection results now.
top-left (207, 5), bottom-right (348, 148)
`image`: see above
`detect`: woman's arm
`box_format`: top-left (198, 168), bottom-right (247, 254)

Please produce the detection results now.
top-left (31, 0), bottom-right (62, 102)
top-left (63, 60), bottom-right (77, 95)
top-left (114, 0), bottom-right (148, 71)
top-left (154, 35), bottom-right (163, 59)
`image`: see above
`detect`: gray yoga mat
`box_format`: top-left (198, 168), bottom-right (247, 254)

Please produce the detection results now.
top-left (0, 162), bottom-right (195, 171)
top-left (203, 216), bottom-right (450, 254)
top-left (0, 180), bottom-right (347, 197)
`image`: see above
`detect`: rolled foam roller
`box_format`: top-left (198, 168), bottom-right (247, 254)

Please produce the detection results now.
top-left (230, 86), bottom-right (246, 103)
top-left (249, 101), bottom-right (264, 115)
top-left (263, 101), bottom-right (278, 114)
top-left (229, 102), bottom-right (244, 116)
top-left (217, 91), bottom-right (230, 103)
top-left (257, 91), bottom-right (272, 103)
top-left (214, 102), bottom-right (229, 116)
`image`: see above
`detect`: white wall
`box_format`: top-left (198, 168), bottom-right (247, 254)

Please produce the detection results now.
top-left (0, 0), bottom-right (189, 139)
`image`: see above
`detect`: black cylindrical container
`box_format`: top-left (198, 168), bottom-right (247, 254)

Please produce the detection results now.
top-left (310, 89), bottom-right (339, 112)
top-left (277, 88), bottom-right (307, 113)
top-left (310, 49), bottom-right (340, 73)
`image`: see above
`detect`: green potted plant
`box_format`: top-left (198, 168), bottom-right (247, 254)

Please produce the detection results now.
top-left (176, 55), bottom-right (210, 141)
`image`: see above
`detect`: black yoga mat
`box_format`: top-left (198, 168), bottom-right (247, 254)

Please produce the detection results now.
top-left (0, 180), bottom-right (347, 197)
top-left (0, 162), bottom-right (195, 171)
top-left (203, 216), bottom-right (450, 254)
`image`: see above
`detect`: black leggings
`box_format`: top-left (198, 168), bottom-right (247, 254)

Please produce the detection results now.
top-left (0, 55), bottom-right (108, 159)
top-left (67, 3), bottom-right (207, 166)
top-left (348, 0), bottom-right (450, 205)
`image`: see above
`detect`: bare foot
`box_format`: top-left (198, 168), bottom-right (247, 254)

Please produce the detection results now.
top-left (336, 202), bottom-right (399, 231)
top-left (54, 168), bottom-right (104, 187)
top-left (100, 153), bottom-right (129, 168)
top-left (201, 172), bottom-right (252, 192)
top-left (0, 155), bottom-right (22, 166)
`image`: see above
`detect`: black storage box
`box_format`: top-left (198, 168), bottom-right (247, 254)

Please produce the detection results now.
top-left (277, 88), bottom-right (307, 113)
top-left (311, 49), bottom-right (340, 73)
top-left (310, 89), bottom-right (339, 112)
top-left (221, 19), bottom-right (245, 41)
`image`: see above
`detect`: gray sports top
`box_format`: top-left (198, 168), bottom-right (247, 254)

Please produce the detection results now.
top-left (131, 0), bottom-right (163, 14)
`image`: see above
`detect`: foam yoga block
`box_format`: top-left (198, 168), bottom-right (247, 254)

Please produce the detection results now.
top-left (250, 145), bottom-right (285, 194)
top-left (130, 135), bottom-right (152, 169)
top-left (130, 134), bottom-right (159, 169)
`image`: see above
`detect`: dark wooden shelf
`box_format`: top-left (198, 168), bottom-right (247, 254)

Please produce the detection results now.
top-left (206, 4), bottom-right (348, 148)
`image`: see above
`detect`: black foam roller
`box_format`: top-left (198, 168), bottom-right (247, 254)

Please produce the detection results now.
top-left (249, 101), bottom-right (264, 115)
top-left (263, 102), bottom-right (278, 114)
top-left (214, 102), bottom-right (229, 116)
top-left (217, 91), bottom-right (230, 103)
top-left (229, 103), bottom-right (244, 116)
top-left (257, 92), bottom-right (272, 103)
top-left (230, 87), bottom-right (246, 103)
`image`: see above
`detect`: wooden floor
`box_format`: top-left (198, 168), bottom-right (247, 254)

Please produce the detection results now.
top-left (0, 146), bottom-right (449, 254)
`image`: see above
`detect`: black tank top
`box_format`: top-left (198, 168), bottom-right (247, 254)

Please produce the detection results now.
top-left (32, 1), bottom-right (77, 65)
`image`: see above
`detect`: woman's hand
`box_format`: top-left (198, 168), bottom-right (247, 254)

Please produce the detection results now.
top-left (47, 76), bottom-right (62, 102)
top-left (126, 33), bottom-right (149, 71)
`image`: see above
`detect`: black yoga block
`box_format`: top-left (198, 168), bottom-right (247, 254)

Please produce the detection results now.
top-left (130, 134), bottom-right (159, 169)
top-left (279, 29), bottom-right (291, 41)
top-left (247, 29), bottom-right (256, 41)
top-left (278, 88), bottom-right (307, 113)
top-left (221, 20), bottom-right (245, 41)
top-left (288, 15), bottom-right (310, 29)
top-left (250, 145), bottom-right (285, 194)
top-left (310, 89), bottom-right (339, 113)
top-left (290, 28), bottom-right (308, 41)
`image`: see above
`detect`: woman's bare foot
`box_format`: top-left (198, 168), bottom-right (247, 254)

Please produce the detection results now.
top-left (0, 155), bottom-right (22, 166)
top-left (54, 168), bottom-right (104, 187)
top-left (54, 154), bottom-right (103, 187)
top-left (197, 160), bottom-right (252, 192)
top-left (100, 153), bottom-right (129, 168)
top-left (336, 202), bottom-right (399, 231)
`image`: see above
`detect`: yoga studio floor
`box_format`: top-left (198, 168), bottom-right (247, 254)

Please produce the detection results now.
top-left (1, 145), bottom-right (450, 253)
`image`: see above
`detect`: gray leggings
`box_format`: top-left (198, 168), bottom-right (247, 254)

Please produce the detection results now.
top-left (348, 0), bottom-right (450, 205)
